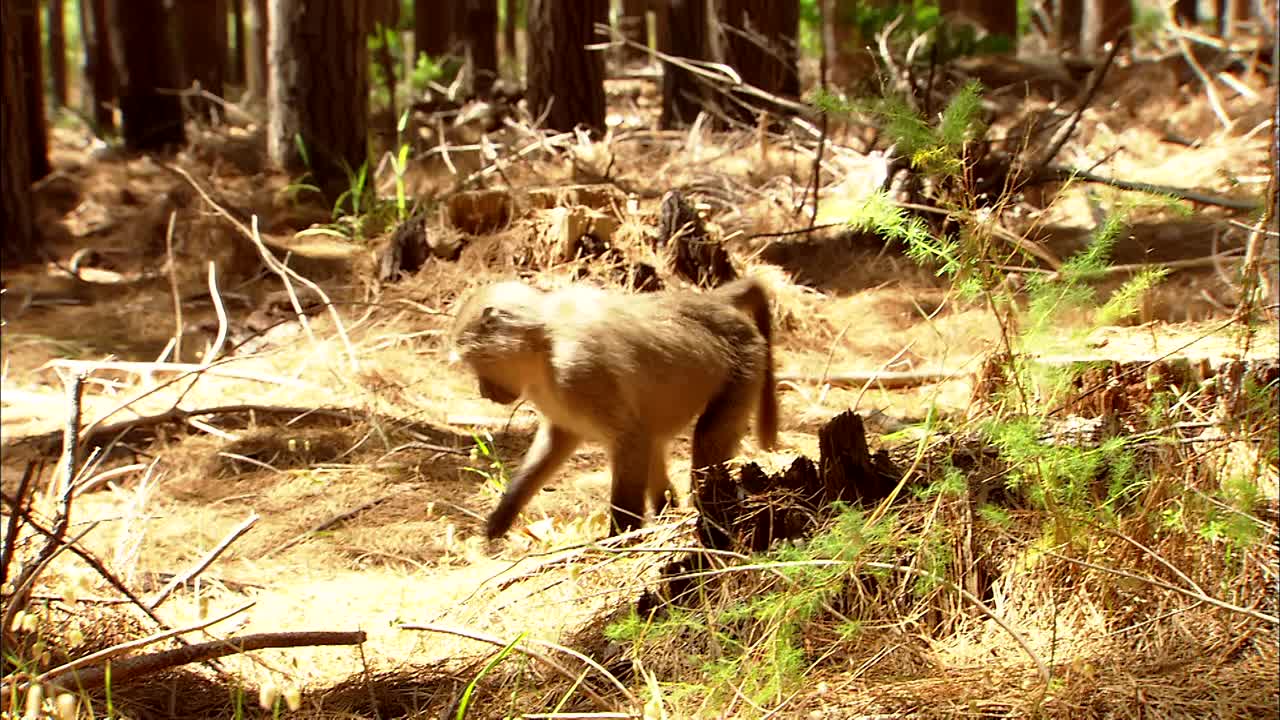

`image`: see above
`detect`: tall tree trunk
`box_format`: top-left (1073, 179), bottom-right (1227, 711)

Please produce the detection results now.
top-left (503, 0), bottom-right (519, 69)
top-left (1057, 0), bottom-right (1084, 51)
top-left (1214, 0), bottom-right (1251, 37)
top-left (267, 0), bottom-right (369, 207)
top-left (526, 0), bottom-right (607, 133)
top-left (17, 0), bottom-right (50, 180)
top-left (619, 0), bottom-right (650, 64)
top-left (718, 0), bottom-right (800, 124)
top-left (3, 0), bottom-right (38, 264)
top-left (47, 0), bottom-right (68, 109)
top-left (178, 0), bottom-right (228, 123)
top-left (825, 0), bottom-right (876, 91)
top-left (79, 0), bottom-right (115, 132)
top-left (466, 0), bottom-right (499, 95)
top-left (244, 0), bottom-right (268, 106)
top-left (1173, 0), bottom-right (1198, 26)
top-left (107, 0), bottom-right (185, 150)
top-left (659, 0), bottom-right (708, 129)
top-left (230, 0), bottom-right (246, 85)
top-left (416, 0), bottom-right (459, 61)
top-left (1090, 0), bottom-right (1132, 51)
top-left (943, 0), bottom-right (1019, 43)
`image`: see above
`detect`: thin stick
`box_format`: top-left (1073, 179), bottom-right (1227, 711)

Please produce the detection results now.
top-left (165, 210), bottom-right (183, 362)
top-left (41, 631), bottom-right (366, 693)
top-left (781, 368), bottom-right (967, 390)
top-left (263, 496), bottom-right (393, 559)
top-left (1045, 166), bottom-right (1260, 211)
top-left (43, 358), bottom-right (310, 388)
top-left (399, 623), bottom-right (621, 712)
top-left (57, 373), bottom-right (85, 497)
top-left (148, 514), bottom-right (260, 610)
top-left (204, 261), bottom-right (229, 363)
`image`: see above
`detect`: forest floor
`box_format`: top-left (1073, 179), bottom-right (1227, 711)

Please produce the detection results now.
top-left (2, 51), bottom-right (1277, 719)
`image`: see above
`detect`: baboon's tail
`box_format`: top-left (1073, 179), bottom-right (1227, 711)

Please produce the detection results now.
top-left (719, 278), bottom-right (778, 450)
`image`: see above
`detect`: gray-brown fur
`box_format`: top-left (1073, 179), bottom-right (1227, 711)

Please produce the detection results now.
top-left (449, 278), bottom-right (779, 539)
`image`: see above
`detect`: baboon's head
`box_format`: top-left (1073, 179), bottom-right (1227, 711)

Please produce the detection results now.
top-left (448, 282), bottom-right (548, 403)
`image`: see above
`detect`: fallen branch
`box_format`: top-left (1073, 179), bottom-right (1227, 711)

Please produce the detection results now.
top-left (42, 358), bottom-right (311, 388)
top-left (148, 514), bottom-right (259, 610)
top-left (43, 631), bottom-right (366, 693)
top-left (778, 369), bottom-right (970, 390)
top-left (1046, 166), bottom-right (1261, 211)
top-left (26, 601), bottom-right (254, 692)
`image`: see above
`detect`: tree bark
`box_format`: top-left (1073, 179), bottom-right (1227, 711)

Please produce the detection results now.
top-left (79, 0), bottom-right (115, 132)
top-left (1173, 0), bottom-right (1198, 26)
top-left (267, 0), bottom-right (369, 207)
top-left (229, 0), bottom-right (246, 85)
top-left (465, 0), bottom-right (499, 95)
top-left (1056, 0), bottom-right (1084, 51)
top-left (717, 0), bottom-right (800, 124)
top-left (3, 0), bottom-right (38, 265)
top-left (1090, 0), bottom-right (1132, 51)
top-left (244, 0), bottom-right (268, 106)
top-left (17, 0), bottom-right (50, 180)
top-left (943, 0), bottom-right (1019, 43)
top-left (178, 0), bottom-right (228, 123)
top-left (619, 0), bottom-right (650, 64)
top-left (659, 0), bottom-right (709, 129)
top-left (47, 0), bottom-right (68, 109)
top-left (107, 0), bottom-right (185, 150)
top-left (526, 0), bottom-right (607, 133)
top-left (416, 0), bottom-right (459, 61)
top-left (503, 0), bottom-right (520, 67)
top-left (825, 0), bottom-right (876, 90)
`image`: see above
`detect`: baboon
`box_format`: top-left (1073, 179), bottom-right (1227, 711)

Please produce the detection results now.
top-left (449, 278), bottom-right (778, 539)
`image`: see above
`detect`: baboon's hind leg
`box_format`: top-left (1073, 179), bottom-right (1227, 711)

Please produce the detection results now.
top-left (691, 378), bottom-right (759, 470)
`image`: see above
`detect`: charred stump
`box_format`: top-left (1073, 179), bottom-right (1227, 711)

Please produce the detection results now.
top-left (657, 190), bottom-right (736, 288)
top-left (693, 411), bottom-right (902, 552)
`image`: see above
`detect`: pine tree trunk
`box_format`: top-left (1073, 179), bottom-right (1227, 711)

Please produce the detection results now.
top-left (229, 0), bottom-right (246, 85)
top-left (178, 0), bottom-right (228, 123)
top-left (465, 0), bottom-right (499, 95)
top-left (3, 0), bottom-right (38, 265)
top-left (526, 0), bottom-right (607, 133)
top-left (79, 0), bottom-right (115, 132)
top-left (107, 0), bottom-right (185, 150)
top-left (416, 0), bottom-right (459, 61)
top-left (47, 0), bottom-right (67, 109)
top-left (17, 0), bottom-right (50, 180)
top-left (619, 0), bottom-right (649, 64)
top-left (503, 0), bottom-right (519, 67)
top-left (1057, 0), bottom-right (1084, 51)
top-left (267, 0), bottom-right (369, 207)
top-left (718, 0), bottom-right (800, 124)
top-left (1173, 0), bottom-right (1197, 25)
top-left (659, 0), bottom-right (708, 129)
top-left (1091, 0), bottom-right (1132, 51)
top-left (244, 0), bottom-right (268, 105)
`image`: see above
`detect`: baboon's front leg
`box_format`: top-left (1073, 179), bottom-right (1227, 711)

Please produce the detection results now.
top-left (486, 422), bottom-right (580, 539)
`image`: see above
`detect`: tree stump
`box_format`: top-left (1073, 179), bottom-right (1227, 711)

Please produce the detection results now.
top-left (693, 411), bottom-right (902, 551)
top-left (657, 190), bottom-right (736, 288)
